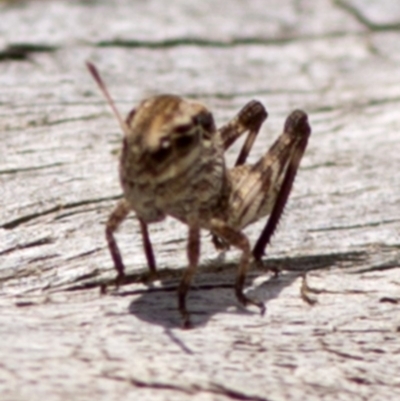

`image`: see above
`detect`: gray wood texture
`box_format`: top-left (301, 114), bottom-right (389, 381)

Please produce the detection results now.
top-left (1, 0), bottom-right (399, 400)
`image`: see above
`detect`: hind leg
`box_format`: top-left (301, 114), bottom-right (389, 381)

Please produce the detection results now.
top-left (212, 101), bottom-right (268, 249)
top-left (252, 110), bottom-right (311, 260)
top-left (225, 110), bottom-right (311, 261)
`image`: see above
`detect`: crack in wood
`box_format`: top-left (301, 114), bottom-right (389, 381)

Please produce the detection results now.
top-left (0, 237), bottom-right (54, 256)
top-left (65, 248), bottom-right (102, 261)
top-left (209, 383), bottom-right (271, 401)
top-left (334, 0), bottom-right (400, 31)
top-left (54, 207), bottom-right (102, 221)
top-left (42, 112), bottom-right (108, 127)
top-left (355, 260), bottom-right (400, 274)
top-left (0, 43), bottom-right (56, 62)
top-left (379, 297), bottom-right (399, 304)
top-left (0, 162), bottom-right (65, 175)
top-left (319, 338), bottom-right (365, 361)
top-left (308, 218), bottom-right (400, 232)
top-left (182, 88), bottom-right (314, 100)
top-left (1, 195), bottom-right (122, 229)
top-left (103, 372), bottom-right (270, 401)
top-left (96, 31), bottom-right (360, 49)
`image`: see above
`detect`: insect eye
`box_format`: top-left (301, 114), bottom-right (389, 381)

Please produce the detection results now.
top-left (174, 134), bottom-right (196, 149)
top-left (150, 147), bottom-right (171, 163)
top-left (194, 112), bottom-right (215, 133)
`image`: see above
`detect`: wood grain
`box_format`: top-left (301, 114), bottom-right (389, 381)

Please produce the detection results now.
top-left (1, 1), bottom-right (399, 400)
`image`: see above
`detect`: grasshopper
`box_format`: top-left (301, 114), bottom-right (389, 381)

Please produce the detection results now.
top-left (87, 62), bottom-right (311, 328)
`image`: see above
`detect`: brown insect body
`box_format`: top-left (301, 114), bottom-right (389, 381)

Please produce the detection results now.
top-left (120, 94), bottom-right (227, 228)
top-left (87, 62), bottom-right (311, 328)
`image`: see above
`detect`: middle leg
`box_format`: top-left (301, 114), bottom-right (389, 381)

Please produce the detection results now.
top-left (210, 218), bottom-right (265, 315)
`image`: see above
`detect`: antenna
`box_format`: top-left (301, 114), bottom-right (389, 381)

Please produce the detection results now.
top-left (86, 62), bottom-right (130, 136)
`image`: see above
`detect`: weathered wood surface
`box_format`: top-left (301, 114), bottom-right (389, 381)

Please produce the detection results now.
top-left (1, 0), bottom-right (400, 400)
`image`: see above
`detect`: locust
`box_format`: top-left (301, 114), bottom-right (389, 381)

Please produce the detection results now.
top-left (87, 62), bottom-right (311, 328)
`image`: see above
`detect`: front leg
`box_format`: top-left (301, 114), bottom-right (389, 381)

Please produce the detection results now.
top-left (106, 200), bottom-right (158, 286)
top-left (178, 225), bottom-right (200, 329)
top-left (138, 219), bottom-right (157, 276)
top-left (106, 199), bottom-right (130, 286)
top-left (210, 219), bottom-right (265, 315)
